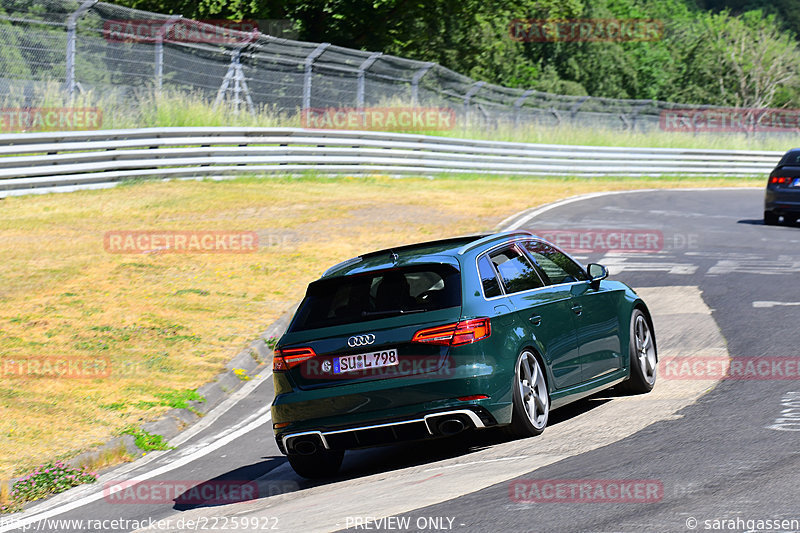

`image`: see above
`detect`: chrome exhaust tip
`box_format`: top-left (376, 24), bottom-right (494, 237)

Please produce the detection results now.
top-left (437, 417), bottom-right (467, 435)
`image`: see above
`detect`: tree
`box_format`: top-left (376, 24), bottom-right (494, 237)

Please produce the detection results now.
top-left (671, 10), bottom-right (800, 107)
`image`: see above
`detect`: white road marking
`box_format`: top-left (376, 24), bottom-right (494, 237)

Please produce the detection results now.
top-left (601, 205), bottom-right (734, 219)
top-left (707, 257), bottom-right (800, 275)
top-left (422, 456), bottom-right (529, 472)
top-left (0, 377), bottom-right (274, 533)
top-left (600, 255), bottom-right (699, 275)
top-left (499, 187), bottom-right (761, 231)
top-left (753, 301), bottom-right (800, 308)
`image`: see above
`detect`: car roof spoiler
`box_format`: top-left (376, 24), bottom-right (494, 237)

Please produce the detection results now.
top-left (323, 234), bottom-right (489, 278)
top-left (457, 230), bottom-right (533, 255)
top-left (322, 231), bottom-right (533, 278)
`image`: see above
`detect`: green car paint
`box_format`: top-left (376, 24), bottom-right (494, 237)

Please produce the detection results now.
top-left (271, 230), bottom-right (656, 478)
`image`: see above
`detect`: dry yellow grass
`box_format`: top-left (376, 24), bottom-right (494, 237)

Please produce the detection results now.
top-left (0, 174), bottom-right (761, 479)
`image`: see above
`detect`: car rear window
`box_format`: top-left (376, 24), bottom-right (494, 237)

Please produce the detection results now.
top-left (780, 152), bottom-right (800, 166)
top-left (289, 265), bottom-right (462, 332)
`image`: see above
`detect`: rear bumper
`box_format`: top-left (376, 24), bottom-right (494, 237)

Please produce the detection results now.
top-left (279, 408), bottom-right (491, 454)
top-left (765, 188), bottom-right (800, 215)
top-left (272, 362), bottom-right (510, 454)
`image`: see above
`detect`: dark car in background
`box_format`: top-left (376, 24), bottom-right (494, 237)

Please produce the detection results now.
top-left (765, 148), bottom-right (800, 225)
top-left (271, 231), bottom-right (657, 478)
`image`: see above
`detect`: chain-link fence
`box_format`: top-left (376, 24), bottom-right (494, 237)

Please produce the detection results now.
top-left (0, 0), bottom-right (796, 134)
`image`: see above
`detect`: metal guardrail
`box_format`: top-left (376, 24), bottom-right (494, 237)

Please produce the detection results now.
top-left (0, 127), bottom-right (779, 196)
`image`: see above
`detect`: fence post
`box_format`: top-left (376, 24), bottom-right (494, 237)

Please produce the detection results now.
top-left (463, 81), bottom-right (485, 127)
top-left (65, 0), bottom-right (97, 98)
top-left (356, 52), bottom-right (381, 108)
top-left (302, 43), bottom-right (331, 112)
top-left (411, 63), bottom-right (433, 106)
top-left (513, 89), bottom-right (534, 126)
top-left (155, 15), bottom-right (182, 93)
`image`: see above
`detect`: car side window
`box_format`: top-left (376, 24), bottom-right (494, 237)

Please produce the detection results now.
top-left (522, 240), bottom-right (589, 285)
top-left (489, 246), bottom-right (544, 294)
top-left (477, 255), bottom-right (502, 298)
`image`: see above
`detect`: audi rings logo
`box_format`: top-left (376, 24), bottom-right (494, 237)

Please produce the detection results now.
top-left (347, 334), bottom-right (376, 347)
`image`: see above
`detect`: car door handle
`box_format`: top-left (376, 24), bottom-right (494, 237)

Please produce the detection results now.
top-left (529, 315), bottom-right (542, 326)
top-left (571, 305), bottom-right (583, 316)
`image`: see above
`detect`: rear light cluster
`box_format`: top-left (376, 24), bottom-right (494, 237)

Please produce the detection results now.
top-left (412, 318), bottom-right (491, 346)
top-left (273, 347), bottom-right (316, 371)
top-left (770, 176), bottom-right (792, 185)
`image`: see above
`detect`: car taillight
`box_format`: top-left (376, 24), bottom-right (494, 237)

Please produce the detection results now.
top-left (412, 318), bottom-right (491, 346)
top-left (770, 176), bottom-right (791, 185)
top-left (273, 347), bottom-right (316, 371)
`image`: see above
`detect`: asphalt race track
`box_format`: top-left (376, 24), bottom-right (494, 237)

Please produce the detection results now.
top-left (4, 188), bottom-right (799, 533)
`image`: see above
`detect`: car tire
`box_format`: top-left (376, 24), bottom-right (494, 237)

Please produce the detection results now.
top-left (619, 309), bottom-right (657, 394)
top-left (505, 350), bottom-right (550, 438)
top-left (764, 211), bottom-right (779, 225)
top-left (286, 448), bottom-right (344, 479)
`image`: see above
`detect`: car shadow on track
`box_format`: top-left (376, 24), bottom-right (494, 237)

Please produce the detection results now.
top-left (738, 218), bottom-right (800, 227)
top-left (168, 394), bottom-right (615, 511)
top-left (171, 457), bottom-right (290, 511)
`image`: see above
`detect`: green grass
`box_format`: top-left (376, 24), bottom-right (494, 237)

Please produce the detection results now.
top-left (121, 428), bottom-right (173, 452)
top-left (2, 81), bottom-right (793, 151)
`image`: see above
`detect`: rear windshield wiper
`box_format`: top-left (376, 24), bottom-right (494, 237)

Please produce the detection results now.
top-left (361, 309), bottom-right (426, 318)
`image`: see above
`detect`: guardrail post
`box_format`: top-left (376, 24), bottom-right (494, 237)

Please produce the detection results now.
top-left (411, 63), bottom-right (433, 106)
top-left (65, 0), bottom-right (97, 98)
top-left (155, 15), bottom-right (182, 93)
top-left (302, 43), bottom-right (331, 112)
top-left (356, 52), bottom-right (381, 108)
top-left (513, 89), bottom-right (534, 127)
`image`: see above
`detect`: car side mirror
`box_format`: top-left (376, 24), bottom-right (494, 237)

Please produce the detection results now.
top-left (587, 263), bottom-right (608, 289)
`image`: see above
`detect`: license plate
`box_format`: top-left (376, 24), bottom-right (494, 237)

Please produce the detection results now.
top-left (334, 349), bottom-right (398, 374)
top-left (793, 178), bottom-right (800, 187)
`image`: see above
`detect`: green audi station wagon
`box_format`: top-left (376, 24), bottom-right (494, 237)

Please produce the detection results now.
top-left (271, 230), bottom-right (657, 478)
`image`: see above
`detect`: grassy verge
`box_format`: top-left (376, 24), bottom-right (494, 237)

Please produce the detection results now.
top-left (3, 83), bottom-right (794, 151)
top-left (0, 173), bottom-right (761, 487)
